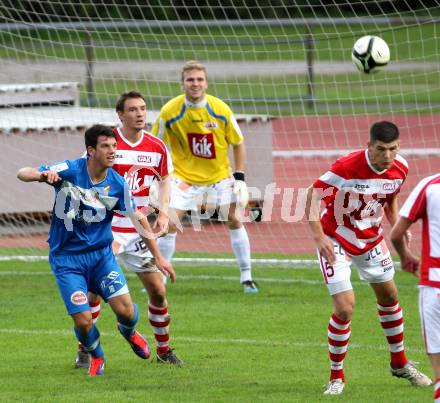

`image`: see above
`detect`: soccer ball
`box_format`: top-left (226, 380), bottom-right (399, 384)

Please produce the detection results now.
top-left (351, 36), bottom-right (390, 74)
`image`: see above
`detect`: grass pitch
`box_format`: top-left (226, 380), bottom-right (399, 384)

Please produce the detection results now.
top-left (0, 259), bottom-right (433, 402)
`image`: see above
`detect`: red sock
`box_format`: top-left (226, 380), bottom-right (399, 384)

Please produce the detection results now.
top-left (434, 378), bottom-right (440, 402)
top-left (377, 301), bottom-right (407, 368)
top-left (328, 314), bottom-right (351, 382)
top-left (89, 297), bottom-right (101, 324)
top-left (148, 303), bottom-right (170, 355)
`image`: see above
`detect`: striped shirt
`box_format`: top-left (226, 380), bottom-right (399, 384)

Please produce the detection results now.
top-left (399, 173), bottom-right (440, 288)
top-left (111, 127), bottom-right (173, 234)
top-left (313, 149), bottom-right (408, 255)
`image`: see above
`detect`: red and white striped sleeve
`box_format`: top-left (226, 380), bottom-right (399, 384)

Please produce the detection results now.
top-left (146, 132), bottom-right (173, 179)
top-left (399, 175), bottom-right (435, 222)
top-left (159, 143), bottom-right (173, 178)
top-left (312, 159), bottom-right (346, 205)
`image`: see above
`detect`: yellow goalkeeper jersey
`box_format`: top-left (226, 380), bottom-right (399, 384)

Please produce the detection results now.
top-left (151, 94), bottom-right (244, 186)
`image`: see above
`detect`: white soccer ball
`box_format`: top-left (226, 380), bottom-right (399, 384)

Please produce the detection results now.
top-left (351, 35), bottom-right (390, 74)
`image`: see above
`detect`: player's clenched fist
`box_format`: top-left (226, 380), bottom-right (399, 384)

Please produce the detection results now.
top-left (39, 170), bottom-right (61, 184)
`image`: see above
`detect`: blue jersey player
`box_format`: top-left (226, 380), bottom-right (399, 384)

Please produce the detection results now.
top-left (17, 124), bottom-right (176, 376)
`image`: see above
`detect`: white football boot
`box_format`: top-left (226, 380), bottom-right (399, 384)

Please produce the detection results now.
top-left (390, 361), bottom-right (432, 386)
top-left (323, 379), bottom-right (345, 395)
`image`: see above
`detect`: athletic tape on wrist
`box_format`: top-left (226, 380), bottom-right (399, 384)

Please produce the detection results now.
top-left (233, 171), bottom-right (245, 182)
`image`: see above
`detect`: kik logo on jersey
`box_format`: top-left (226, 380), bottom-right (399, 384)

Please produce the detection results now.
top-left (123, 169), bottom-right (154, 193)
top-left (188, 133), bottom-right (216, 159)
top-left (124, 170), bottom-right (144, 191)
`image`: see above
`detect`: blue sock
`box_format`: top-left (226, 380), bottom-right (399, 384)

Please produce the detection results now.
top-left (117, 303), bottom-right (139, 339)
top-left (74, 324), bottom-right (104, 358)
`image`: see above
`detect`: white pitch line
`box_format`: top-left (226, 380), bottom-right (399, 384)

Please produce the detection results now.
top-left (0, 256), bottom-right (321, 268)
top-left (174, 274), bottom-right (417, 290)
top-left (0, 328), bottom-right (425, 353)
top-left (0, 270), bottom-right (330, 286)
top-left (0, 270), bottom-right (365, 286)
top-left (0, 270), bottom-right (419, 289)
top-left (0, 256), bottom-right (403, 269)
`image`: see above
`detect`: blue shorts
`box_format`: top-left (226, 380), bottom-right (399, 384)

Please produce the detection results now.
top-left (49, 245), bottom-right (129, 315)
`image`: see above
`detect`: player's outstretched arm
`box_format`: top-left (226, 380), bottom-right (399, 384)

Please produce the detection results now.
top-left (390, 217), bottom-right (419, 277)
top-left (305, 186), bottom-right (336, 264)
top-left (129, 209), bottom-right (176, 282)
top-left (17, 167), bottom-right (60, 184)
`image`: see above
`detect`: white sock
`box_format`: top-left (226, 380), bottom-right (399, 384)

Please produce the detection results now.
top-left (158, 233), bottom-right (177, 261)
top-left (229, 226), bottom-right (252, 283)
top-left (158, 233), bottom-right (177, 285)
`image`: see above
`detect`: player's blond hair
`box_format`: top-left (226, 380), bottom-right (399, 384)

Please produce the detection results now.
top-left (181, 61), bottom-right (207, 82)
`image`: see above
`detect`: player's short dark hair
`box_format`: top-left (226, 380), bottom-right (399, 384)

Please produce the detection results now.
top-left (85, 124), bottom-right (116, 150)
top-left (370, 121), bottom-right (400, 143)
top-left (115, 91), bottom-right (146, 112)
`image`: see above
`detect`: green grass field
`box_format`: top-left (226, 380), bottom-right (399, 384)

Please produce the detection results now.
top-left (0, 258), bottom-right (433, 402)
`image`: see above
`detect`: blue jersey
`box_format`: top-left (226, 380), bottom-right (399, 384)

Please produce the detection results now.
top-left (39, 158), bottom-right (135, 254)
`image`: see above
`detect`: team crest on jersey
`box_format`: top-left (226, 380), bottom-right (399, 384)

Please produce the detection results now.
top-left (70, 291), bottom-right (87, 305)
top-left (383, 182), bottom-right (397, 191)
top-left (205, 121), bottom-right (218, 129)
top-left (188, 133), bottom-right (216, 159)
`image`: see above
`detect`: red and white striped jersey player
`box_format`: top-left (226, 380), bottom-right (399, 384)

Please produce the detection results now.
top-left (392, 172), bottom-right (440, 403)
top-left (111, 126), bottom-right (172, 241)
top-left (112, 91), bottom-right (182, 366)
top-left (306, 121), bottom-right (431, 395)
top-left (75, 91), bottom-right (183, 369)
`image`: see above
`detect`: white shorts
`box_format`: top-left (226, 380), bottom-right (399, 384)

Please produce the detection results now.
top-left (169, 175), bottom-right (238, 212)
top-left (317, 238), bottom-right (395, 295)
top-left (419, 286), bottom-right (440, 354)
top-left (112, 232), bottom-right (159, 274)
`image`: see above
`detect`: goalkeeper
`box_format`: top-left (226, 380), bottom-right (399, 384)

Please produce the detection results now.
top-left (151, 60), bottom-right (258, 293)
